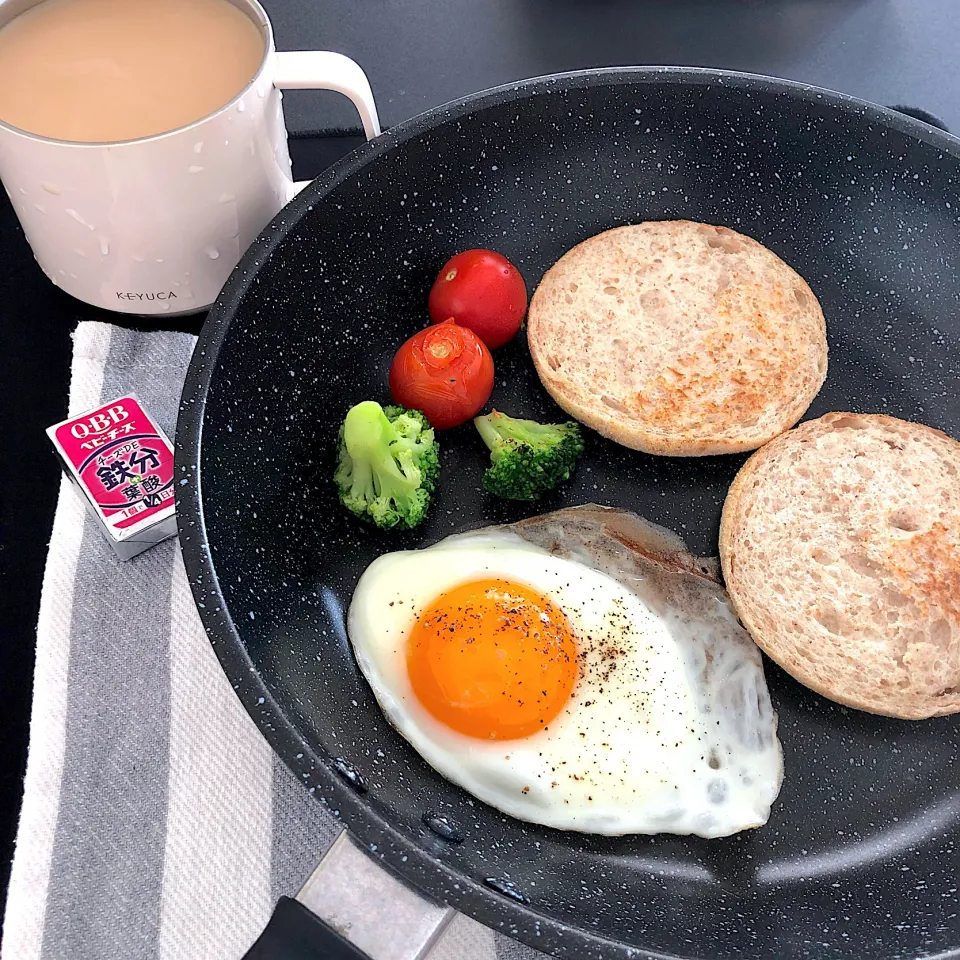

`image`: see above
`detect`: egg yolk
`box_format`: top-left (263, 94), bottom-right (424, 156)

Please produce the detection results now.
top-left (407, 578), bottom-right (578, 740)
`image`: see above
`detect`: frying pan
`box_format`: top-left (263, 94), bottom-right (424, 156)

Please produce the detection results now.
top-left (176, 67), bottom-right (960, 960)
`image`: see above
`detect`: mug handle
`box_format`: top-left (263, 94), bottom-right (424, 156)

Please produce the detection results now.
top-left (273, 51), bottom-right (381, 193)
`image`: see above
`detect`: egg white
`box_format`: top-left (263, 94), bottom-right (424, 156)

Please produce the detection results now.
top-left (348, 529), bottom-right (781, 837)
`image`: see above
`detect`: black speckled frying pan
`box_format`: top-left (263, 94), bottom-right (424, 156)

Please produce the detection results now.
top-left (176, 68), bottom-right (960, 960)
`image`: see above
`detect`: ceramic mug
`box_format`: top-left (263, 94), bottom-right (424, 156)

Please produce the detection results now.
top-left (0, 0), bottom-right (380, 315)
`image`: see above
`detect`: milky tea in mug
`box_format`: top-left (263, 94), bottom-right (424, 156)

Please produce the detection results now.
top-left (0, 0), bottom-right (265, 143)
top-left (0, 0), bottom-right (379, 313)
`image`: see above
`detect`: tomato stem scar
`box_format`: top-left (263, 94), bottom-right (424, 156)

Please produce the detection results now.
top-left (428, 340), bottom-right (453, 360)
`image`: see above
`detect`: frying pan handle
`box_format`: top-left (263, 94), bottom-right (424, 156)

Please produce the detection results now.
top-left (244, 831), bottom-right (454, 960)
top-left (273, 51), bottom-right (381, 196)
top-left (243, 897), bottom-right (371, 959)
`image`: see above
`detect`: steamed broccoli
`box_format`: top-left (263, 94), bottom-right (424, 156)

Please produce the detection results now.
top-left (474, 410), bottom-right (584, 501)
top-left (334, 401), bottom-right (439, 530)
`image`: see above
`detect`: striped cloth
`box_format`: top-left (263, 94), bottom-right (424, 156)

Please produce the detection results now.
top-left (2, 321), bottom-right (545, 960)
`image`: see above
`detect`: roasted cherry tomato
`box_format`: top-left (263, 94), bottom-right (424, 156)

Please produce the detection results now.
top-left (389, 319), bottom-right (495, 429)
top-left (427, 249), bottom-right (527, 349)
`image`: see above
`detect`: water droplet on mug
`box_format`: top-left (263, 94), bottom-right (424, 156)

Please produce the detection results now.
top-left (69, 272), bottom-right (77, 279)
top-left (184, 289), bottom-right (195, 299)
top-left (237, 99), bottom-right (246, 113)
top-left (161, 302), bottom-right (171, 311)
top-left (218, 192), bottom-right (236, 204)
top-left (188, 165), bottom-right (204, 174)
top-left (132, 254), bottom-right (145, 262)
top-left (18, 187), bottom-right (26, 195)
top-left (99, 237), bottom-right (109, 256)
top-left (155, 258), bottom-right (164, 263)
top-left (205, 247), bottom-right (220, 260)
top-left (33, 203), bottom-right (46, 214)
top-left (41, 182), bottom-right (61, 195)
top-left (172, 281), bottom-right (181, 288)
top-left (224, 139), bottom-right (230, 147)
top-left (57, 268), bottom-right (66, 276)
top-left (249, 142), bottom-right (256, 157)
top-left (65, 208), bottom-right (95, 230)
top-left (73, 248), bottom-right (87, 259)
top-left (256, 85), bottom-right (265, 99)
top-left (193, 141), bottom-right (204, 154)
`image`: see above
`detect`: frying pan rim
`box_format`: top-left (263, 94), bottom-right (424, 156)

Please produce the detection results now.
top-left (175, 65), bottom-right (960, 960)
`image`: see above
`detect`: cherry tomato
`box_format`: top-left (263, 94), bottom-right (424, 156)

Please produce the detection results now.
top-left (428, 249), bottom-right (527, 349)
top-left (389, 319), bottom-right (495, 429)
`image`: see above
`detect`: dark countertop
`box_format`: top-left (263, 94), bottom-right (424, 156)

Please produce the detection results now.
top-left (268, 0), bottom-right (960, 135)
top-left (2, 0), bottom-right (959, 924)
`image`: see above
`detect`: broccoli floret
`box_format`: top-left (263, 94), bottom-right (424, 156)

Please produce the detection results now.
top-left (474, 410), bottom-right (584, 501)
top-left (335, 401), bottom-right (439, 530)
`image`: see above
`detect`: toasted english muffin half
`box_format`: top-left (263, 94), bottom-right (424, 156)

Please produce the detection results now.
top-left (720, 412), bottom-right (960, 719)
top-left (528, 221), bottom-right (828, 455)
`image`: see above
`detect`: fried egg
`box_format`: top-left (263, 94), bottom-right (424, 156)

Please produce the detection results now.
top-left (347, 505), bottom-right (783, 837)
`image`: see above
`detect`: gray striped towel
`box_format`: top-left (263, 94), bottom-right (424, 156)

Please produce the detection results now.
top-left (2, 321), bottom-right (545, 960)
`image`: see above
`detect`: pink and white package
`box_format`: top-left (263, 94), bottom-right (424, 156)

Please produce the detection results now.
top-left (46, 395), bottom-right (178, 560)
